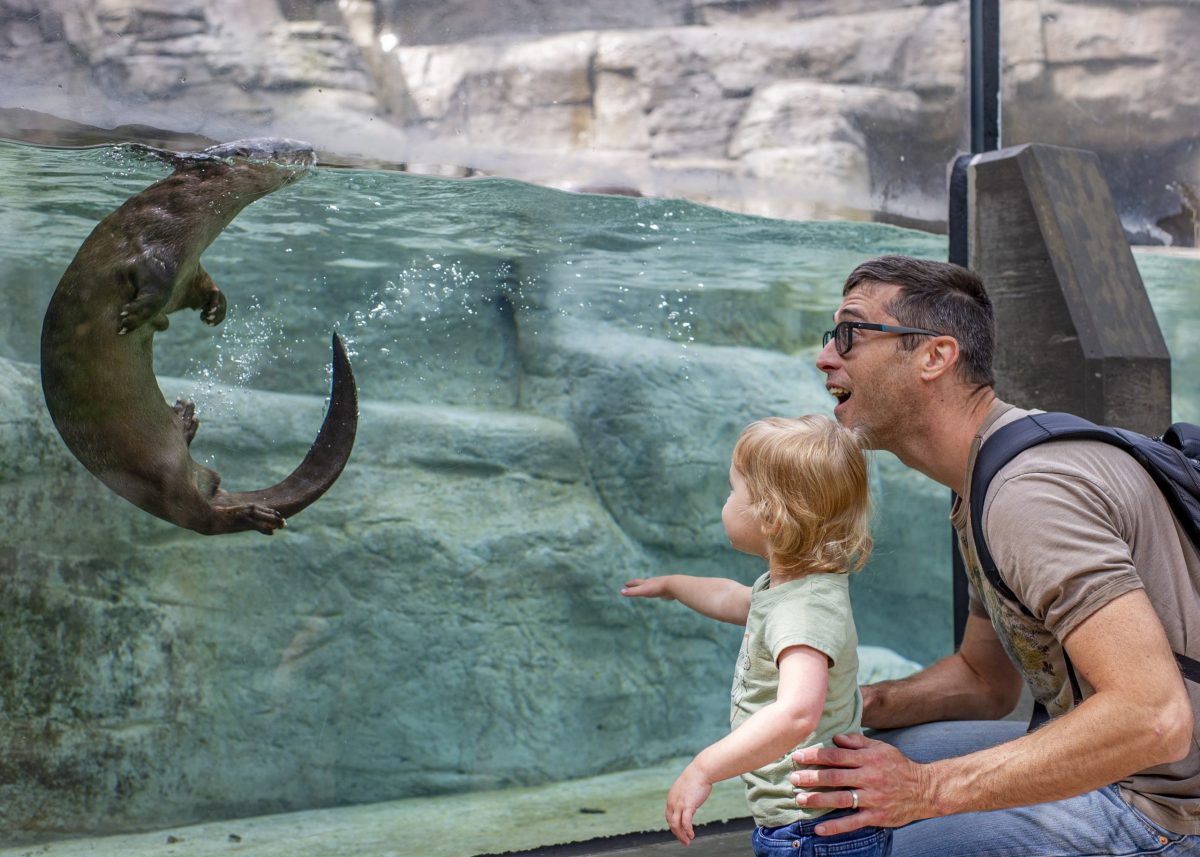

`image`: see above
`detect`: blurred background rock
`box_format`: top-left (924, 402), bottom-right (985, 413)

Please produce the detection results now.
top-left (1, 0), bottom-right (1196, 241)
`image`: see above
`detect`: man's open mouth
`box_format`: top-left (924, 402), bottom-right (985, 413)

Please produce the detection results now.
top-left (829, 385), bottom-right (851, 404)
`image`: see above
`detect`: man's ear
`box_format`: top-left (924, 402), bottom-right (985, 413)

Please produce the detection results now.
top-left (919, 336), bottom-right (960, 381)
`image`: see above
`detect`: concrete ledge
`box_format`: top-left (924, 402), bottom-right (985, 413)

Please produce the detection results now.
top-left (0, 760), bottom-right (749, 857)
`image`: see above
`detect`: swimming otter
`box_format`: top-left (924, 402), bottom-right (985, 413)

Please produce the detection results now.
top-left (40, 138), bottom-right (357, 535)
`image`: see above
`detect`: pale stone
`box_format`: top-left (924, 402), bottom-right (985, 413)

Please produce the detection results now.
top-left (695, 0), bottom-right (935, 26)
top-left (3, 0), bottom-right (1195, 232)
top-left (591, 66), bottom-right (652, 151)
top-left (377, 0), bottom-right (693, 46)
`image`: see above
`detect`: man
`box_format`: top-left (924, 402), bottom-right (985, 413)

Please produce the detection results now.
top-left (793, 255), bottom-right (1198, 854)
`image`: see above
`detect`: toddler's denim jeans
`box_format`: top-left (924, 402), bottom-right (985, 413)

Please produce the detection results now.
top-left (752, 809), bottom-right (891, 857)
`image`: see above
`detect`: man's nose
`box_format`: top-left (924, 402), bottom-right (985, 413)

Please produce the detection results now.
top-left (816, 338), bottom-right (840, 372)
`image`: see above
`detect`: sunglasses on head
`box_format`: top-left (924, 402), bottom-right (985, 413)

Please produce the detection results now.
top-left (822, 321), bottom-right (943, 356)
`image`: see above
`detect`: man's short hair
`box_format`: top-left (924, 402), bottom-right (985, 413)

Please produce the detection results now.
top-left (843, 255), bottom-right (995, 388)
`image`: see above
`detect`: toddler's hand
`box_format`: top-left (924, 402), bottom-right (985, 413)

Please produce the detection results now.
top-left (620, 577), bottom-right (675, 600)
top-left (666, 762), bottom-right (712, 845)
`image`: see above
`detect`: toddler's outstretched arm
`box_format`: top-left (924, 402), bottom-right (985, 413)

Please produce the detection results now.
top-left (621, 575), bottom-right (751, 625)
top-left (666, 645), bottom-right (830, 845)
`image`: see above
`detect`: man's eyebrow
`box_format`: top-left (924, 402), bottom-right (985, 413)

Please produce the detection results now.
top-left (835, 306), bottom-right (868, 322)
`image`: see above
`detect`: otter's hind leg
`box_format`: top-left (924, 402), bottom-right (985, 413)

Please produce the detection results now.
top-left (214, 502), bottom-right (287, 535)
top-left (173, 402), bottom-right (287, 534)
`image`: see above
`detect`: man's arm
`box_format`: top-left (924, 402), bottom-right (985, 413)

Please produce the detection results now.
top-left (790, 589), bottom-right (1194, 834)
top-left (621, 574), bottom-right (752, 625)
top-left (863, 613), bottom-right (1024, 728)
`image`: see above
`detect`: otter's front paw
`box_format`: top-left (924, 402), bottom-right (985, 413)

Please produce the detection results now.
top-left (202, 289), bottom-right (227, 326)
top-left (120, 255), bottom-right (174, 334)
top-left (173, 398), bottom-right (200, 444)
top-left (118, 295), bottom-right (170, 331)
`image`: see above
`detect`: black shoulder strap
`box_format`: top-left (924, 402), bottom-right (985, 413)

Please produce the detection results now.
top-left (969, 412), bottom-right (1200, 688)
top-left (969, 413), bottom-right (1116, 612)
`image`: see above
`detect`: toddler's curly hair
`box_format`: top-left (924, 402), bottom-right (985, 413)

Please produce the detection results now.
top-left (731, 415), bottom-right (872, 577)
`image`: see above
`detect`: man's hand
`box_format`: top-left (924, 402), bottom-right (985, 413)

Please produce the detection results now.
top-left (621, 577), bottom-right (676, 600)
top-left (666, 762), bottom-right (713, 845)
top-left (790, 733), bottom-right (933, 834)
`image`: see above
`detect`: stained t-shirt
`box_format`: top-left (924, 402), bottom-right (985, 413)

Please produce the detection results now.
top-left (953, 399), bottom-right (1200, 835)
top-left (731, 571), bottom-right (862, 828)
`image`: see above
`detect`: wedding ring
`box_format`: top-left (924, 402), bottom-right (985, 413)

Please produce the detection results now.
top-left (850, 789), bottom-right (859, 810)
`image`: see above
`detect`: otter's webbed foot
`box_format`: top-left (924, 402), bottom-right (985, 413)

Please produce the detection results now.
top-left (173, 399), bottom-right (199, 445)
top-left (232, 504), bottom-right (286, 535)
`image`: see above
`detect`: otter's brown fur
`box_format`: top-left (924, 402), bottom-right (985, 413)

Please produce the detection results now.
top-left (40, 139), bottom-right (357, 535)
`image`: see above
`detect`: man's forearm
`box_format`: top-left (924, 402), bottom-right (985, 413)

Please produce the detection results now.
top-left (910, 593), bottom-right (1193, 819)
top-left (922, 686), bottom-right (1185, 817)
top-left (864, 615), bottom-right (1023, 729)
top-left (794, 683), bottom-right (1189, 834)
top-left (864, 656), bottom-right (1019, 729)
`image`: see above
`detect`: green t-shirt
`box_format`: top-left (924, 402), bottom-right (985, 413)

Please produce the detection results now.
top-left (731, 571), bottom-right (862, 828)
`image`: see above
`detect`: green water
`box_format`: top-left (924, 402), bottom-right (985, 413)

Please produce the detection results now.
top-left (9, 143), bottom-right (1194, 413)
top-left (0, 140), bottom-right (947, 389)
top-left (0, 136), bottom-right (956, 659)
top-left (2, 138), bottom-right (1199, 845)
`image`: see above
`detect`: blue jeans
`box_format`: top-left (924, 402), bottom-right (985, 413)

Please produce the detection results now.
top-left (753, 810), bottom-right (892, 857)
top-left (876, 721), bottom-right (1200, 856)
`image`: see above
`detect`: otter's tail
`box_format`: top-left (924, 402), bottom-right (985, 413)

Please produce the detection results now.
top-left (224, 333), bottom-right (358, 518)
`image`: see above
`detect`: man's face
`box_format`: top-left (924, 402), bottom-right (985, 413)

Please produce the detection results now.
top-left (816, 282), bottom-right (920, 448)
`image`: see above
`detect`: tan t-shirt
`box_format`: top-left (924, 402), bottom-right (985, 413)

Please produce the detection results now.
top-left (731, 571), bottom-right (862, 828)
top-left (952, 399), bottom-right (1200, 835)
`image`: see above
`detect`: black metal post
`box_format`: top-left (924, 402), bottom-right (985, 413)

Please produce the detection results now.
top-left (970, 0), bottom-right (1001, 155)
top-left (949, 0), bottom-right (1000, 650)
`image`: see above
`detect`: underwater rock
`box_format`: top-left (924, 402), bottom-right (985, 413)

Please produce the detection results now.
top-left (0, 142), bottom-right (965, 837)
top-left (0, 338), bottom-right (938, 837)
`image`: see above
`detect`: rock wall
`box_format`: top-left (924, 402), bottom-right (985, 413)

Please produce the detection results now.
top-left (0, 145), bottom-right (940, 840)
top-left (1, 0), bottom-right (1197, 839)
top-left (0, 0), bottom-right (1196, 239)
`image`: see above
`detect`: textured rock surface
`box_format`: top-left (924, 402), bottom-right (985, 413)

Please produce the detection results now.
top-left (0, 352), bottom-right (930, 838)
top-left (0, 142), bottom-right (954, 839)
top-left (0, 0), bottom-right (1196, 236)
top-left (0, 0), bottom-right (1196, 841)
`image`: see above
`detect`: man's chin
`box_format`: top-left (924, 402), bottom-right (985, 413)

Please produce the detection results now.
top-left (834, 405), bottom-right (883, 448)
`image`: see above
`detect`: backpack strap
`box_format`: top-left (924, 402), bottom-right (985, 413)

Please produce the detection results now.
top-left (1177, 652), bottom-right (1200, 683)
top-left (969, 412), bottom-right (1115, 612)
top-left (968, 412), bottom-right (1200, 723)
top-left (1165, 422), bottom-right (1200, 460)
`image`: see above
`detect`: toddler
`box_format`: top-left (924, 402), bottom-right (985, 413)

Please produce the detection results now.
top-left (622, 415), bottom-right (890, 856)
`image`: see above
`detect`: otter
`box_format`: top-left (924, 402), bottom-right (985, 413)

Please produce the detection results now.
top-left (40, 138), bottom-right (357, 535)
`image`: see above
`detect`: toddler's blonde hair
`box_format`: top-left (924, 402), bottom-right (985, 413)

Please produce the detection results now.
top-left (731, 415), bottom-right (872, 577)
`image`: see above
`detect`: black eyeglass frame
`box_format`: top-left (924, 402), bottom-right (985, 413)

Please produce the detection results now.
top-left (822, 321), bottom-right (944, 355)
